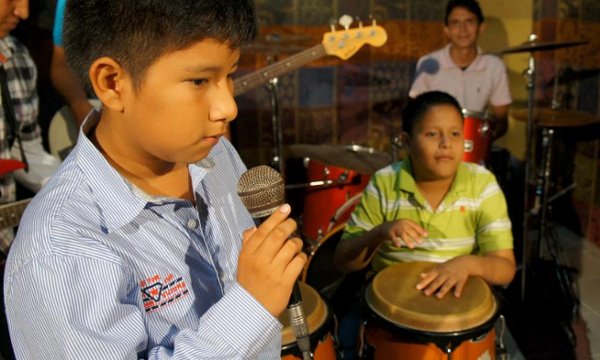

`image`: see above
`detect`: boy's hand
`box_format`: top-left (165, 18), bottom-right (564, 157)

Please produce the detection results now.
top-left (415, 257), bottom-right (469, 299)
top-left (381, 219), bottom-right (428, 249)
top-left (236, 204), bottom-right (307, 317)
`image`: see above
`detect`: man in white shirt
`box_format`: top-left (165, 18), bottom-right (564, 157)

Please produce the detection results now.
top-left (409, 0), bottom-right (511, 141)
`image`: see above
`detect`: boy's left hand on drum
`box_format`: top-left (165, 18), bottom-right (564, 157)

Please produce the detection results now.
top-left (415, 259), bottom-right (469, 299)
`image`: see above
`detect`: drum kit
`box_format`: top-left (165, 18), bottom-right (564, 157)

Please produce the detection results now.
top-left (263, 33), bottom-right (595, 359)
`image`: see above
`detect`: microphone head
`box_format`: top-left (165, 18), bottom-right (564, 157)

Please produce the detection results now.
top-left (237, 165), bottom-right (285, 219)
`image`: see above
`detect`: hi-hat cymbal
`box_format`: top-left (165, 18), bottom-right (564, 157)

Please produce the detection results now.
top-left (512, 108), bottom-right (598, 128)
top-left (286, 144), bottom-right (392, 175)
top-left (494, 39), bottom-right (588, 55)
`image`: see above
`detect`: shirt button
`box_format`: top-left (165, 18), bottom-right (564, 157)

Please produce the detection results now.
top-left (187, 218), bottom-right (198, 229)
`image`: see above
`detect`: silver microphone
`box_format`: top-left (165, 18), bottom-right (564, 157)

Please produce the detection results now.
top-left (237, 165), bottom-right (312, 359)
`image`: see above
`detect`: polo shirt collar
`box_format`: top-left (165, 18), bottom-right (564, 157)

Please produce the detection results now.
top-left (74, 109), bottom-right (215, 232)
top-left (396, 159), bottom-right (470, 206)
top-left (441, 43), bottom-right (486, 72)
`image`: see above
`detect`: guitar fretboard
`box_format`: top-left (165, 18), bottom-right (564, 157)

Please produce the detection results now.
top-left (0, 198), bottom-right (31, 230)
top-left (234, 44), bottom-right (327, 96)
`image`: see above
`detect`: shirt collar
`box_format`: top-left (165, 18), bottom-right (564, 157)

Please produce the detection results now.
top-left (74, 109), bottom-right (216, 232)
top-left (396, 159), bottom-right (470, 206)
top-left (441, 43), bottom-right (486, 71)
top-left (0, 36), bottom-right (17, 63)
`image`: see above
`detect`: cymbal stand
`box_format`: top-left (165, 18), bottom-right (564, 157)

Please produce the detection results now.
top-left (521, 34), bottom-right (538, 302)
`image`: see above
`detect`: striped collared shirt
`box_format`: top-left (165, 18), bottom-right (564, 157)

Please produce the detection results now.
top-left (342, 160), bottom-right (513, 272)
top-left (4, 110), bottom-right (281, 359)
top-left (0, 36), bottom-right (41, 253)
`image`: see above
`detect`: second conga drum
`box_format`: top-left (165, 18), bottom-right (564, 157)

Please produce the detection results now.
top-left (279, 282), bottom-right (336, 359)
top-left (362, 262), bottom-right (499, 359)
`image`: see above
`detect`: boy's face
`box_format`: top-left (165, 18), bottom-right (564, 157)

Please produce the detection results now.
top-left (0, 0), bottom-right (28, 38)
top-left (444, 6), bottom-right (482, 50)
top-left (405, 105), bottom-right (464, 182)
top-left (118, 39), bottom-right (239, 165)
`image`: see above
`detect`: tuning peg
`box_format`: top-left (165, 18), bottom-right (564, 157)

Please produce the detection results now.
top-left (369, 14), bottom-right (377, 27)
top-left (356, 16), bottom-right (363, 28)
top-left (339, 14), bottom-right (353, 30)
top-left (329, 17), bottom-right (337, 32)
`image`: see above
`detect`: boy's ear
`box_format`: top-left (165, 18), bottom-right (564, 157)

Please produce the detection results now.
top-left (400, 131), bottom-right (411, 148)
top-left (88, 57), bottom-right (129, 113)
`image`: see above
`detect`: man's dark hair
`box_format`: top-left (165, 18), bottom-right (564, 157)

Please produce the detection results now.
top-left (444, 0), bottom-right (484, 25)
top-left (64, 0), bottom-right (258, 92)
top-left (402, 91), bottom-right (463, 135)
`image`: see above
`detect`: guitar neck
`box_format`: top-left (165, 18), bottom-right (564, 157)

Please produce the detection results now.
top-left (0, 198), bottom-right (31, 229)
top-left (234, 44), bottom-right (327, 96)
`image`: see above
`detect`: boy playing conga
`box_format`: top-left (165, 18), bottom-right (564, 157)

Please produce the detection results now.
top-left (334, 91), bottom-right (515, 299)
top-left (4, 0), bottom-right (307, 358)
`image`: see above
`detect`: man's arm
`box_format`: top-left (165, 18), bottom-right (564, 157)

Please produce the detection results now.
top-left (50, 45), bottom-right (93, 126)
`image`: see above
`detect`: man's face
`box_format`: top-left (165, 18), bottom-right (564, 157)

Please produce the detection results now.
top-left (405, 105), bottom-right (464, 182)
top-left (444, 6), bottom-right (482, 50)
top-left (0, 0), bottom-right (28, 38)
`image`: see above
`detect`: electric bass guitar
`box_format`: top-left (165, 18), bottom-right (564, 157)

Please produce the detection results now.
top-left (234, 17), bottom-right (388, 95)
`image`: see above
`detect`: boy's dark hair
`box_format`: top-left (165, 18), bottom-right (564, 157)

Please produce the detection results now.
top-left (402, 91), bottom-right (463, 135)
top-left (64, 0), bottom-right (258, 92)
top-left (445, 0), bottom-right (484, 25)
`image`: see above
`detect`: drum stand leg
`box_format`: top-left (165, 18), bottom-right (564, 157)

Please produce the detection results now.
top-left (520, 39), bottom-right (537, 303)
top-left (496, 315), bottom-right (508, 360)
top-left (527, 127), bottom-right (580, 344)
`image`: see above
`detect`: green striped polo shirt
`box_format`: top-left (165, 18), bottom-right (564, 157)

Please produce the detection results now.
top-left (341, 160), bottom-right (513, 272)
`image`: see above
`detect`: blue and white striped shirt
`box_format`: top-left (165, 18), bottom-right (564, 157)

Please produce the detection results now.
top-left (4, 110), bottom-right (282, 359)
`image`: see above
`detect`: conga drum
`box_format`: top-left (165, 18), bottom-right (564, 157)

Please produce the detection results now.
top-left (362, 262), bottom-right (499, 359)
top-left (279, 282), bottom-right (337, 359)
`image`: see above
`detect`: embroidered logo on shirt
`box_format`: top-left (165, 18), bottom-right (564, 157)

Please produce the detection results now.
top-left (140, 273), bottom-right (189, 313)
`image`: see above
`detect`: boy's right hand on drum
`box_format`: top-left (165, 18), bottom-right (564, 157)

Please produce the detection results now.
top-left (236, 204), bottom-right (307, 317)
top-left (381, 219), bottom-right (428, 249)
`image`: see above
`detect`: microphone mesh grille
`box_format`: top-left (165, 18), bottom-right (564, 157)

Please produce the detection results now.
top-left (237, 165), bottom-right (285, 218)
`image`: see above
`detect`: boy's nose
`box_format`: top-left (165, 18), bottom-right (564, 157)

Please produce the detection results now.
top-left (209, 83), bottom-right (238, 123)
top-left (14, 0), bottom-right (29, 20)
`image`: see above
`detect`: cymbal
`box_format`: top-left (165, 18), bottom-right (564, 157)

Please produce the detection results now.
top-left (286, 144), bottom-right (392, 175)
top-left (495, 39), bottom-right (588, 54)
top-left (512, 108), bottom-right (599, 128)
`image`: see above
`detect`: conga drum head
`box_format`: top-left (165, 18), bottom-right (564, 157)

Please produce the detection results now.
top-left (365, 262), bottom-right (497, 334)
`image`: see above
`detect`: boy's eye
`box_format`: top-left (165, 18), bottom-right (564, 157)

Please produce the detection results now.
top-left (425, 131), bottom-right (438, 137)
top-left (452, 131), bottom-right (462, 137)
top-left (189, 79), bottom-right (208, 87)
